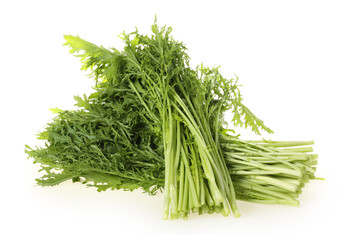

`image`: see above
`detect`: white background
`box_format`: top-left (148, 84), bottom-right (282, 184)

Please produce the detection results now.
top-left (1, 0), bottom-right (358, 238)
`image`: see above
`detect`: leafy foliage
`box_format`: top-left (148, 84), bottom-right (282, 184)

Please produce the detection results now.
top-left (26, 92), bottom-right (164, 195)
top-left (233, 103), bottom-right (273, 135)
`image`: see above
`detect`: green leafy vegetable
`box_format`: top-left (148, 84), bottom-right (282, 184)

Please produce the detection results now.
top-left (26, 19), bottom-right (318, 219)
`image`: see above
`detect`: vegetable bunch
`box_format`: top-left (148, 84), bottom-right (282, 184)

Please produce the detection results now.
top-left (26, 20), bottom-right (318, 219)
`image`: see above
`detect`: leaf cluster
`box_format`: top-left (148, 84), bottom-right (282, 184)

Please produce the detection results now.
top-left (26, 90), bottom-right (164, 194)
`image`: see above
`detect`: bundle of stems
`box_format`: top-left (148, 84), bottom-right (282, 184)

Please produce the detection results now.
top-left (117, 22), bottom-right (241, 219)
top-left (222, 136), bottom-right (319, 206)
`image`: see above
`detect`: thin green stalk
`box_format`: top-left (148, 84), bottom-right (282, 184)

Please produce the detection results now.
top-left (181, 168), bottom-right (189, 212)
top-left (249, 176), bottom-right (298, 192)
top-left (178, 160), bottom-right (185, 212)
